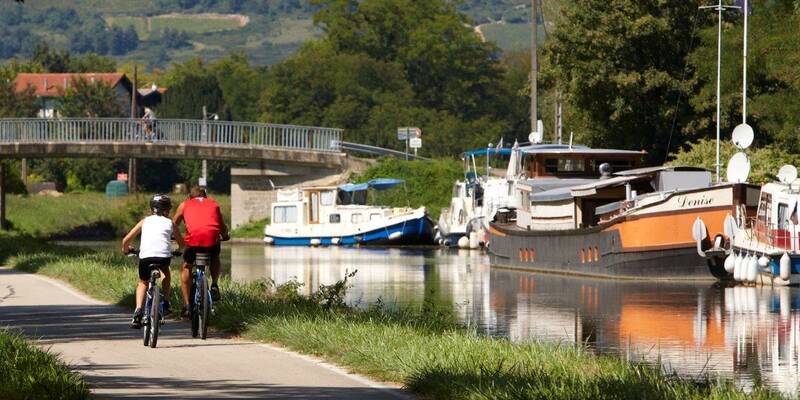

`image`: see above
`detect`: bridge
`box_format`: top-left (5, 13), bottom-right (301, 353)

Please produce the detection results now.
top-left (0, 118), bottom-right (345, 167)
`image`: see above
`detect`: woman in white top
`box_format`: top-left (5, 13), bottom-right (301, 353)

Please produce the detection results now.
top-left (121, 194), bottom-right (185, 329)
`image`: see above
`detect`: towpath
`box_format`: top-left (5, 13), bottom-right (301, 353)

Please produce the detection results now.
top-left (0, 268), bottom-right (410, 399)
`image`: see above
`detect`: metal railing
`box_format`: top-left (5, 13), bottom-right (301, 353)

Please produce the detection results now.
top-left (750, 218), bottom-right (799, 251)
top-left (0, 118), bottom-right (343, 153)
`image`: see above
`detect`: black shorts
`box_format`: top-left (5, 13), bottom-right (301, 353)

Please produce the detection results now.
top-left (138, 257), bottom-right (171, 281)
top-left (183, 244), bottom-right (221, 265)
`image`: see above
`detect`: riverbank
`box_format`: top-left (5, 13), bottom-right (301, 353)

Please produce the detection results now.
top-left (0, 235), bottom-right (785, 400)
top-left (0, 329), bottom-right (90, 400)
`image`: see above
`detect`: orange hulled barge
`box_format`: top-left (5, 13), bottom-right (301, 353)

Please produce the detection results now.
top-left (487, 145), bottom-right (759, 280)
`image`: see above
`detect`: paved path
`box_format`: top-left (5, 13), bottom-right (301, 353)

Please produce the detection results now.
top-left (0, 268), bottom-right (410, 399)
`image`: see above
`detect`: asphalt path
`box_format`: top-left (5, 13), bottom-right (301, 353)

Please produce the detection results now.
top-left (0, 268), bottom-right (411, 399)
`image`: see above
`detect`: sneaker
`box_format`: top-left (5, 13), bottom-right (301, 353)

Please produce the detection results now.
top-left (163, 300), bottom-right (172, 315)
top-left (130, 309), bottom-right (143, 329)
top-left (210, 285), bottom-right (221, 302)
top-left (180, 305), bottom-right (190, 319)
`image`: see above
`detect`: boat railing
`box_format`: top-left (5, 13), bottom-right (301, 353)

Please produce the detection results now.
top-left (749, 218), bottom-right (799, 252)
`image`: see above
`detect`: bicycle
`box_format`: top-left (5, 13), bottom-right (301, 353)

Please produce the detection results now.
top-left (190, 252), bottom-right (212, 340)
top-left (128, 248), bottom-right (181, 348)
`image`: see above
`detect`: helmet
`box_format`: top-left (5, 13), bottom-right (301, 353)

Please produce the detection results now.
top-left (150, 194), bottom-right (172, 215)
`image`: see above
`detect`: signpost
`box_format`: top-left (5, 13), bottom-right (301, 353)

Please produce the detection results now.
top-left (397, 127), bottom-right (421, 160)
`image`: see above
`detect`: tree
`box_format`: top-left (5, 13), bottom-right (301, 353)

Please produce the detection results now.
top-left (158, 72), bottom-right (227, 119)
top-left (57, 77), bottom-right (125, 118)
top-left (0, 79), bottom-right (37, 118)
top-left (545, 0), bottom-right (707, 163)
top-left (209, 53), bottom-right (267, 122)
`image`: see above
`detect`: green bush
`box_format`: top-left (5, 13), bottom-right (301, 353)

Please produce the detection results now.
top-left (669, 139), bottom-right (799, 184)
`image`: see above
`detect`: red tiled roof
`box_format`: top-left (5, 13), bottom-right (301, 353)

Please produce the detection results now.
top-left (15, 73), bottom-right (127, 97)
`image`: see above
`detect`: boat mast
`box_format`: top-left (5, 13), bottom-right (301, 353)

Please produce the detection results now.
top-left (742, 0), bottom-right (748, 124)
top-left (531, 0), bottom-right (537, 137)
top-left (700, 1), bottom-right (737, 183)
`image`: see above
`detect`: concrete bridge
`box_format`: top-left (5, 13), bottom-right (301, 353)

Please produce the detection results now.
top-left (0, 118), bottom-right (367, 229)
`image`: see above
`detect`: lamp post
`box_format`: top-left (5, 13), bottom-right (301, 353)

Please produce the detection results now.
top-left (201, 106), bottom-right (219, 188)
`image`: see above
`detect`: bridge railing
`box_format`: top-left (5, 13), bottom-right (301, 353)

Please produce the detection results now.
top-left (0, 118), bottom-right (343, 153)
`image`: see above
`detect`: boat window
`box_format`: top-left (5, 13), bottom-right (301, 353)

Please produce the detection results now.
top-left (589, 159), bottom-right (634, 174)
top-left (778, 203), bottom-right (788, 229)
top-left (321, 191), bottom-right (335, 206)
top-left (757, 192), bottom-right (772, 224)
top-left (351, 213), bottom-right (363, 224)
top-left (273, 206), bottom-right (298, 224)
top-left (338, 190), bottom-right (368, 205)
top-left (544, 158), bottom-right (585, 174)
top-left (329, 214), bottom-right (341, 223)
top-left (370, 213), bottom-right (381, 221)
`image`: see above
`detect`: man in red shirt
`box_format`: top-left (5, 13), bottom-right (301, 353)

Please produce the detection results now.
top-left (173, 186), bottom-right (229, 317)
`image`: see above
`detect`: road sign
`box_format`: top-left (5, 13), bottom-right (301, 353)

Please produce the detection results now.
top-left (409, 138), bottom-right (422, 149)
top-left (397, 127), bottom-right (421, 140)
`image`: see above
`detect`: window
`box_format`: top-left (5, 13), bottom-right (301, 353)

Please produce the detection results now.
top-left (757, 192), bottom-right (772, 224)
top-left (321, 191), bottom-right (335, 206)
top-left (590, 160), bottom-right (634, 174)
top-left (273, 206), bottom-right (298, 223)
top-left (778, 203), bottom-right (788, 229)
top-left (351, 213), bottom-right (363, 224)
top-left (370, 213), bottom-right (382, 221)
top-left (330, 214), bottom-right (341, 223)
top-left (544, 158), bottom-right (585, 173)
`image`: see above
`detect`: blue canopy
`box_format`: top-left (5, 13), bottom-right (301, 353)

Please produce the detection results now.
top-left (463, 148), bottom-right (512, 157)
top-left (338, 178), bottom-right (404, 192)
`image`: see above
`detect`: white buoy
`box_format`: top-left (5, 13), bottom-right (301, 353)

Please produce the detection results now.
top-left (747, 256), bottom-right (758, 283)
top-left (758, 255), bottom-right (770, 268)
top-left (310, 238), bottom-right (321, 246)
top-left (468, 232), bottom-right (478, 249)
top-left (263, 236), bottom-right (274, 245)
top-left (734, 253), bottom-right (744, 281)
top-left (724, 253), bottom-right (736, 273)
top-left (388, 231), bottom-right (403, 241)
top-left (331, 237), bottom-right (340, 246)
top-left (780, 252), bottom-right (791, 281)
top-left (457, 236), bottom-right (470, 249)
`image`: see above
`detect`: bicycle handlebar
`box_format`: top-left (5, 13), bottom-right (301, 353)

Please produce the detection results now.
top-left (126, 248), bottom-right (182, 257)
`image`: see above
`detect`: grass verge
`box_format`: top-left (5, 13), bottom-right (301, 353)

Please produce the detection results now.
top-left (231, 218), bottom-right (269, 238)
top-left (2, 235), bottom-right (786, 400)
top-left (0, 329), bottom-right (90, 400)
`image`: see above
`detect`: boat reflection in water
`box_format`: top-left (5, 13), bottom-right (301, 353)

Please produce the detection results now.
top-left (227, 245), bottom-right (800, 394)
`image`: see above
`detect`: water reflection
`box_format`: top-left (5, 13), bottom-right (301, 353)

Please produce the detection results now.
top-left (228, 245), bottom-right (800, 394)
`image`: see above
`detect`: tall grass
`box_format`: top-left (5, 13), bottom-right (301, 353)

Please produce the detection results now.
top-left (1, 237), bottom-right (787, 399)
top-left (230, 218), bottom-right (268, 238)
top-left (0, 330), bottom-right (90, 400)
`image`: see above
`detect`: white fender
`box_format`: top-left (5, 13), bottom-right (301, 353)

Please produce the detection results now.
top-left (780, 252), bottom-right (792, 281)
top-left (692, 218), bottom-right (708, 257)
top-left (724, 253), bottom-right (736, 273)
top-left (263, 236), bottom-right (274, 245)
top-left (468, 232), bottom-right (478, 249)
top-left (457, 236), bottom-right (470, 249)
top-left (758, 255), bottom-right (770, 268)
top-left (746, 255), bottom-right (758, 283)
top-left (734, 253), bottom-right (743, 281)
top-left (723, 214), bottom-right (737, 241)
top-left (310, 238), bottom-right (321, 246)
top-left (331, 237), bottom-right (340, 246)
top-left (388, 231), bottom-right (403, 241)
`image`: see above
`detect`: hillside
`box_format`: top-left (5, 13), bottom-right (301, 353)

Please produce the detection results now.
top-left (0, 0), bottom-right (559, 69)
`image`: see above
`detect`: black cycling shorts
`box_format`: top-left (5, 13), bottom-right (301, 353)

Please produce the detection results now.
top-left (183, 243), bottom-right (221, 265)
top-left (138, 257), bottom-right (171, 281)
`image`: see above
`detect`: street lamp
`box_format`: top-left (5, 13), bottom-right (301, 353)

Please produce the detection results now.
top-left (200, 106), bottom-right (219, 188)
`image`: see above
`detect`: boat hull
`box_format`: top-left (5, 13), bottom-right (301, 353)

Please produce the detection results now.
top-left (488, 225), bottom-right (726, 280)
top-left (266, 216), bottom-right (434, 246)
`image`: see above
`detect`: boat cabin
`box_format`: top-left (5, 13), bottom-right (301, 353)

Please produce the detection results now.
top-left (520, 144), bottom-right (645, 179)
top-left (753, 182), bottom-right (800, 251)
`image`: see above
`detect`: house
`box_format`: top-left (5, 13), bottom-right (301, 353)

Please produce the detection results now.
top-left (137, 84), bottom-right (168, 109)
top-left (14, 73), bottom-right (135, 118)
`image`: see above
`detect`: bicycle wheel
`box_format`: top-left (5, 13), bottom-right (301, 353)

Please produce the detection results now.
top-left (149, 286), bottom-right (161, 348)
top-left (143, 288), bottom-right (151, 347)
top-left (199, 276), bottom-right (210, 340)
top-left (190, 274), bottom-right (199, 338)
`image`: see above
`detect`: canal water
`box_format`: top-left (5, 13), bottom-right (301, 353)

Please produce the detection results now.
top-left (66, 241), bottom-right (800, 393)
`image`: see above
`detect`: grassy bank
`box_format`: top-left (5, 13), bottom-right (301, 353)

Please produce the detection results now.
top-left (1, 236), bottom-right (784, 400)
top-left (7, 192), bottom-right (232, 239)
top-left (230, 218), bottom-right (268, 239)
top-left (0, 329), bottom-right (90, 400)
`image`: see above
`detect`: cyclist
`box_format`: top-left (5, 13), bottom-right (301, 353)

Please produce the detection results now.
top-left (121, 194), bottom-right (185, 328)
top-left (173, 186), bottom-right (229, 318)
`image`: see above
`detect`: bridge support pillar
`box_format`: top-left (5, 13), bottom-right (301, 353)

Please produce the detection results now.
top-left (230, 162), bottom-right (345, 229)
top-left (128, 158), bottom-right (137, 193)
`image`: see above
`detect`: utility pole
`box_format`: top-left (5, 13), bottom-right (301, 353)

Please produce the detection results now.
top-left (530, 0), bottom-right (538, 135)
top-left (555, 90), bottom-right (563, 144)
top-left (700, 0), bottom-right (737, 183)
top-left (20, 158), bottom-right (27, 187)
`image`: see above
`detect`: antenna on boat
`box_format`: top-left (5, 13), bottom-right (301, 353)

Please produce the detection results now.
top-left (731, 0), bottom-right (755, 166)
top-left (700, 0), bottom-right (738, 184)
top-left (530, 0), bottom-right (537, 141)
